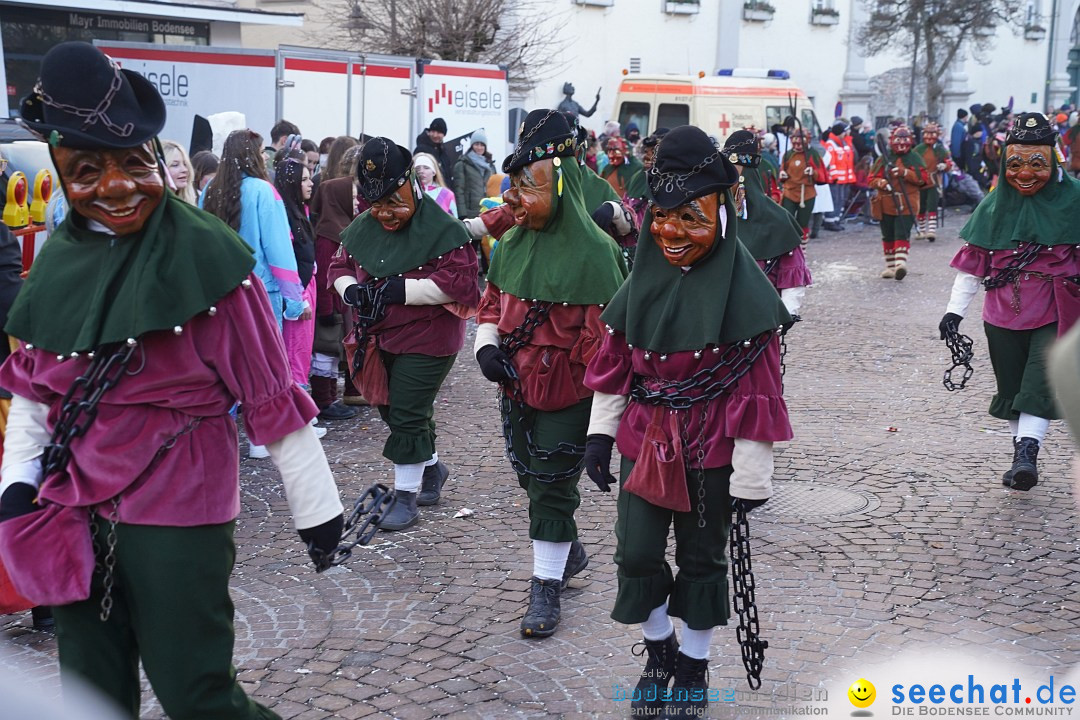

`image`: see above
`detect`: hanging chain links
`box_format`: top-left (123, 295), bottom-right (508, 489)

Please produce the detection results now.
top-left (730, 500), bottom-right (768, 690)
top-left (981, 243), bottom-right (1041, 290)
top-left (347, 282), bottom-right (389, 379)
top-left (942, 325), bottom-right (975, 392)
top-left (497, 302), bottom-right (586, 483)
top-left (308, 483), bottom-right (398, 572)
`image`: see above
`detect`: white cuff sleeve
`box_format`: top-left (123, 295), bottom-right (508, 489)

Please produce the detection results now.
top-left (946, 271), bottom-right (981, 317)
top-left (0, 394), bottom-right (49, 495)
top-left (474, 322), bottom-right (501, 356)
top-left (405, 278), bottom-right (454, 305)
top-left (608, 202), bottom-right (634, 236)
top-left (267, 425), bottom-right (344, 530)
top-left (587, 391), bottom-right (628, 438)
top-left (729, 439), bottom-right (774, 501)
top-left (334, 275), bottom-right (359, 300)
top-left (463, 216), bottom-right (489, 240)
top-left (780, 286), bottom-right (806, 316)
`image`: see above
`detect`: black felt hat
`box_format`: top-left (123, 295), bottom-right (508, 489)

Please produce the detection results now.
top-left (356, 136), bottom-right (414, 202)
top-left (722, 129), bottom-right (760, 168)
top-left (642, 128), bottom-right (670, 149)
top-left (20, 42), bottom-right (165, 149)
top-left (503, 109), bottom-right (577, 173)
top-left (1006, 113), bottom-right (1057, 146)
top-left (646, 125), bottom-right (739, 209)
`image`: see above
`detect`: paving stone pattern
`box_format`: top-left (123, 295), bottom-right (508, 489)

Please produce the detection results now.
top-left (3, 212), bottom-right (1079, 719)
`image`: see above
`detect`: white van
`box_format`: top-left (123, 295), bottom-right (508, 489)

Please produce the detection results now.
top-left (613, 69), bottom-right (821, 140)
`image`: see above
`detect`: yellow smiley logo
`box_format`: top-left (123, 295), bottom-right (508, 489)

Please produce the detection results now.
top-left (848, 678), bottom-right (876, 708)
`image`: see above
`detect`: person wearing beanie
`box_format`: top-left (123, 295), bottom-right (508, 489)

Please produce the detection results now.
top-left (913, 121), bottom-right (954, 241)
top-left (779, 129), bottom-right (829, 245)
top-left (474, 109), bottom-right (627, 640)
top-left (583, 124), bottom-right (793, 719)
top-left (452, 129), bottom-right (496, 221)
top-left (723, 129), bottom-right (812, 316)
top-left (822, 120), bottom-right (856, 230)
top-left (939, 112), bottom-right (1080, 491)
top-left (415, 117), bottom-right (455, 185)
top-left (329, 138), bottom-right (481, 529)
top-left (0, 42), bottom-right (343, 718)
top-left (952, 108), bottom-right (970, 159)
top-left (850, 116), bottom-right (874, 161)
top-left (868, 125), bottom-right (930, 279)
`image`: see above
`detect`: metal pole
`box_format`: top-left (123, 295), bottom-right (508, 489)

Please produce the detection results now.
top-left (1045, 0), bottom-right (1059, 111)
top-left (908, 14), bottom-right (921, 120)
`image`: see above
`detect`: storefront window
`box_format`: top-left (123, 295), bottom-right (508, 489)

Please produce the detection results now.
top-left (0, 6), bottom-right (209, 116)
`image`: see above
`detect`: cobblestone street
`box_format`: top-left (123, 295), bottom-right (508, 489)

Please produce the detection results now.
top-left (3, 210), bottom-right (1079, 719)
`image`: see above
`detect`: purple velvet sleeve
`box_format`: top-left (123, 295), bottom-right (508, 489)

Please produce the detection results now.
top-left (584, 331), bottom-right (635, 396)
top-left (769, 245), bottom-right (812, 290)
top-left (950, 243), bottom-right (990, 278)
top-left (427, 243), bottom-right (481, 308)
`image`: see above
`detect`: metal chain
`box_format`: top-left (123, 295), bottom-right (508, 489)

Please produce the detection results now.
top-left (942, 326), bottom-right (975, 392)
top-left (647, 146), bottom-right (723, 197)
top-left (348, 282), bottom-right (388, 378)
top-left (730, 500), bottom-right (768, 689)
top-left (309, 483), bottom-right (398, 572)
top-left (629, 331), bottom-right (775, 410)
top-left (498, 302), bottom-right (586, 483)
top-left (777, 316), bottom-right (800, 393)
top-left (43, 342), bottom-right (138, 477)
top-left (982, 243), bottom-right (1041, 290)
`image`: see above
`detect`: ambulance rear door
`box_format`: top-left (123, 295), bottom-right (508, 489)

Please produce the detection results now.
top-left (615, 77), bottom-right (692, 137)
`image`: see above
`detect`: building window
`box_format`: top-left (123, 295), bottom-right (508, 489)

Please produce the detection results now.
top-left (663, 0), bottom-right (700, 14)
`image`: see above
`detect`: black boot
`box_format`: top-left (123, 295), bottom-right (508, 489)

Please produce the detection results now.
top-left (1001, 438), bottom-right (1019, 487)
top-left (417, 461), bottom-right (449, 506)
top-left (1007, 437), bottom-right (1040, 491)
top-left (318, 400), bottom-right (359, 421)
top-left (664, 652), bottom-right (709, 719)
top-left (630, 633), bottom-right (679, 717)
top-left (378, 489), bottom-right (420, 531)
top-left (31, 606), bottom-right (54, 632)
top-left (561, 540), bottom-right (589, 590)
top-left (520, 577), bottom-right (561, 638)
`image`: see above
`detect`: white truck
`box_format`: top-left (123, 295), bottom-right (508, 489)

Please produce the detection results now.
top-left (92, 41), bottom-right (511, 160)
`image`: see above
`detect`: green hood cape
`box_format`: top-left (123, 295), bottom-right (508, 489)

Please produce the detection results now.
top-left (6, 193), bottom-right (254, 355)
top-left (735, 166), bottom-right (803, 261)
top-left (601, 196), bottom-right (791, 354)
top-left (339, 190), bottom-right (471, 278)
top-left (581, 163), bottom-right (620, 214)
top-left (870, 148), bottom-right (927, 174)
top-left (960, 151), bottom-right (1080, 250)
top-left (487, 159), bottom-right (627, 305)
top-left (914, 142), bottom-right (949, 163)
top-left (602, 156), bottom-right (649, 199)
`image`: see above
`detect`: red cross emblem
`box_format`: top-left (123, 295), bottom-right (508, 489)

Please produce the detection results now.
top-left (717, 114), bottom-right (731, 133)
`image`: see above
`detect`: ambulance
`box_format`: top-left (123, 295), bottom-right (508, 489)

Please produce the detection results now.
top-left (612, 68), bottom-right (821, 140)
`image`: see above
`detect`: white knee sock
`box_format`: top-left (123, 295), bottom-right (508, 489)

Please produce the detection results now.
top-left (1008, 419), bottom-right (1019, 437)
top-left (1017, 413), bottom-right (1050, 443)
top-left (424, 452), bottom-right (439, 467)
top-left (532, 540), bottom-right (571, 581)
top-left (393, 462), bottom-right (425, 492)
top-left (679, 627), bottom-right (715, 660)
top-left (641, 602), bottom-right (674, 641)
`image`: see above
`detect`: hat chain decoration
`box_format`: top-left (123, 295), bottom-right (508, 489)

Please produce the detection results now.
top-left (32, 55), bottom-right (134, 140)
top-left (507, 109), bottom-right (563, 169)
top-left (647, 144), bottom-right (723, 197)
top-left (1008, 113), bottom-right (1052, 142)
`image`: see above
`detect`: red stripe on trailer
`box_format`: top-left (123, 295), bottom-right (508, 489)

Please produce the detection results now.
top-left (352, 65), bottom-right (411, 79)
top-left (424, 65), bottom-right (505, 80)
top-left (97, 46), bottom-right (275, 67)
top-left (285, 58), bottom-right (348, 74)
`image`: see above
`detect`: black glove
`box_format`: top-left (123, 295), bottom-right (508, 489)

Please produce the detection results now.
top-left (476, 345), bottom-right (516, 383)
top-left (0, 483), bottom-right (39, 522)
top-left (380, 276), bottom-right (406, 305)
top-left (317, 313), bottom-right (339, 328)
top-left (732, 497), bottom-right (768, 514)
top-left (591, 202), bottom-right (616, 234)
top-left (939, 312), bottom-right (963, 340)
top-left (342, 283), bottom-right (364, 308)
top-left (298, 514), bottom-right (344, 572)
top-left (583, 434), bottom-right (616, 492)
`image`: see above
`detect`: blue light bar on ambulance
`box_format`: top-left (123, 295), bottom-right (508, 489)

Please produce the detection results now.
top-left (716, 68), bottom-right (791, 79)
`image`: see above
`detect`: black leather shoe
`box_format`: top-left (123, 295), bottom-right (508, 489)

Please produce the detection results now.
top-left (378, 490), bottom-right (420, 531)
top-left (31, 606), bottom-right (54, 633)
top-left (520, 577), bottom-right (561, 638)
top-left (561, 540), bottom-right (589, 590)
top-left (664, 652), bottom-right (709, 719)
top-left (631, 633), bottom-right (679, 717)
top-left (1006, 437), bottom-right (1040, 491)
top-left (417, 461), bottom-right (449, 506)
top-left (318, 401), bottom-right (359, 421)
top-left (1001, 438), bottom-right (1019, 487)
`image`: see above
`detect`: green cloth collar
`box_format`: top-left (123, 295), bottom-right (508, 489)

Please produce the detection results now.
top-left (735, 166), bottom-right (803, 260)
top-left (339, 192), bottom-right (472, 278)
top-left (960, 152), bottom-right (1080, 250)
top-left (580, 164), bottom-right (620, 213)
top-left (6, 193), bottom-right (254, 355)
top-left (601, 198), bottom-right (791, 354)
top-left (487, 160), bottom-right (627, 305)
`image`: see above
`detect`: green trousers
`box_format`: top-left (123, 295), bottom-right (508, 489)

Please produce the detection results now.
top-left (880, 214), bottom-right (915, 242)
top-left (919, 186), bottom-right (940, 215)
top-left (985, 322), bottom-right (1060, 420)
top-left (781, 197), bottom-right (813, 231)
top-left (508, 397), bottom-right (591, 542)
top-left (377, 352), bottom-right (456, 464)
top-left (612, 457), bottom-right (732, 630)
top-left (53, 521), bottom-right (278, 720)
